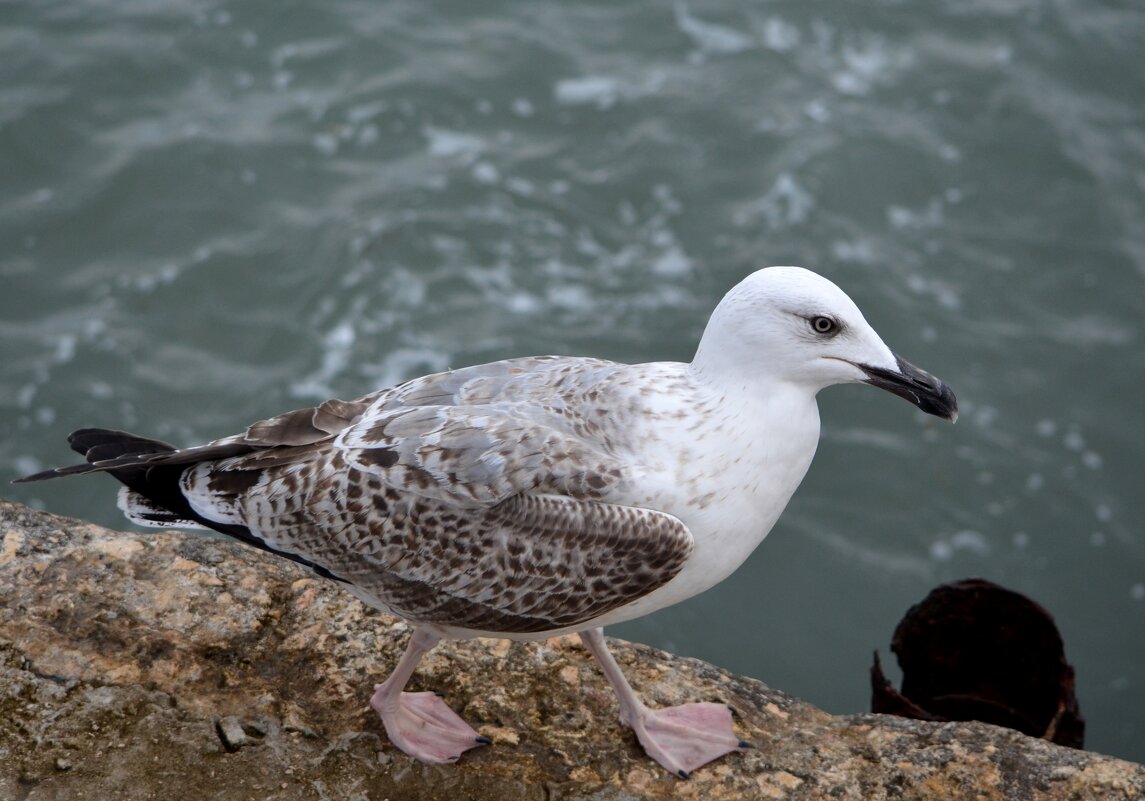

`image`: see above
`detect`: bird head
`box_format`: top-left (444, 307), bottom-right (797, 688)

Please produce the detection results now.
top-left (693, 266), bottom-right (958, 422)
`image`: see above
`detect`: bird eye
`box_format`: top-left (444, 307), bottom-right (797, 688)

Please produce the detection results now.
top-left (810, 316), bottom-right (838, 335)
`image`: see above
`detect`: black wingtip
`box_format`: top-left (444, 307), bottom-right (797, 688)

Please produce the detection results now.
top-left (12, 469), bottom-right (63, 484)
top-left (475, 735), bottom-right (493, 745)
top-left (677, 769), bottom-right (689, 779)
top-left (12, 461), bottom-right (103, 483)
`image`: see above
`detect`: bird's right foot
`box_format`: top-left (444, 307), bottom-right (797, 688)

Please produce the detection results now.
top-left (370, 687), bottom-right (489, 763)
top-left (626, 701), bottom-right (751, 777)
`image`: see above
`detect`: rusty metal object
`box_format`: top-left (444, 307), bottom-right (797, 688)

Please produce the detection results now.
top-left (871, 578), bottom-right (1084, 748)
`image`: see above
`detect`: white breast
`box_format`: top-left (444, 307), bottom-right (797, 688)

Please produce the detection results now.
top-left (589, 368), bottom-right (823, 628)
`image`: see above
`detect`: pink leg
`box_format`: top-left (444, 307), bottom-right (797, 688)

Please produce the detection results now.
top-left (370, 628), bottom-right (491, 763)
top-left (580, 628), bottom-right (750, 778)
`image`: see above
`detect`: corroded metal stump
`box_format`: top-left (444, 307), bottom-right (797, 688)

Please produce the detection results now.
top-left (872, 577), bottom-right (1084, 748)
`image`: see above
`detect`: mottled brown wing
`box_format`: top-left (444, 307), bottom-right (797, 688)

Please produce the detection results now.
top-left (182, 448), bottom-right (692, 633)
top-left (330, 492), bottom-right (695, 633)
top-left (183, 399), bottom-right (686, 633)
top-left (172, 357), bottom-right (682, 633)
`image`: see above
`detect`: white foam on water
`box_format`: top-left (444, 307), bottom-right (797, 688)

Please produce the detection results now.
top-left (347, 100), bottom-right (388, 124)
top-left (760, 17), bottom-right (800, 52)
top-left (312, 132), bottom-right (338, 156)
top-left (370, 347), bottom-right (453, 392)
top-left (423, 127), bottom-right (485, 160)
top-left (289, 320), bottom-right (358, 400)
top-left (650, 244), bottom-right (692, 278)
top-left (674, 2), bottom-right (755, 56)
top-left (806, 525), bottom-right (933, 580)
top-left (472, 162), bottom-right (500, 184)
top-left (831, 38), bottom-right (915, 96)
top-left (929, 530), bottom-right (990, 562)
top-left (734, 173), bottom-right (814, 229)
top-left (553, 76), bottom-right (623, 109)
top-left (888, 199), bottom-right (944, 230)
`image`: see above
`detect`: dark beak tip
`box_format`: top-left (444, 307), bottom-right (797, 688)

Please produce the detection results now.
top-left (932, 385), bottom-right (959, 424)
top-left (941, 385), bottom-right (959, 424)
top-left (860, 356), bottom-right (958, 423)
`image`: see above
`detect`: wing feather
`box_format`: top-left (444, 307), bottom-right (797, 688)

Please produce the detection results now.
top-left (32, 356), bottom-right (687, 634)
top-left (323, 492), bottom-right (694, 633)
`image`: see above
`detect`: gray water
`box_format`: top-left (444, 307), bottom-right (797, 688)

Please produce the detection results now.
top-left (3, 0), bottom-right (1144, 764)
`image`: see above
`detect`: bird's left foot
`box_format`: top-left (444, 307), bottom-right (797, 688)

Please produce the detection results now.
top-left (627, 702), bottom-right (751, 778)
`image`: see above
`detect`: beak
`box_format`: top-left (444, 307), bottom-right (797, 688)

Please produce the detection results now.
top-left (859, 354), bottom-right (959, 422)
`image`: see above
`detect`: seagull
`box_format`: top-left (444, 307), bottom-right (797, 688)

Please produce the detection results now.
top-left (16, 266), bottom-right (957, 777)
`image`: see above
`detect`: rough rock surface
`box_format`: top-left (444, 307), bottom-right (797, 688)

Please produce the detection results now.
top-left (1, 500), bottom-right (1142, 801)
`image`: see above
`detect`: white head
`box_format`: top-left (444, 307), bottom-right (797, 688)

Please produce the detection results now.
top-left (692, 266), bottom-right (957, 420)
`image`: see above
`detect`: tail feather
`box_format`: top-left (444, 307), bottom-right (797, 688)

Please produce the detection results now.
top-left (13, 428), bottom-right (176, 484)
top-left (14, 428), bottom-right (252, 484)
top-left (21, 428), bottom-right (213, 523)
top-left (67, 428), bottom-right (177, 460)
top-left (14, 426), bottom-right (350, 584)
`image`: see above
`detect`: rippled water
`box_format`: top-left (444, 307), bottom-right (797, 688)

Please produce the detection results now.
top-left (3, 0), bottom-right (1144, 763)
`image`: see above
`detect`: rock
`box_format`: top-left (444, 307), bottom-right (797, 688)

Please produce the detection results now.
top-left (216, 716), bottom-right (258, 752)
top-left (1, 499), bottom-right (1142, 800)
